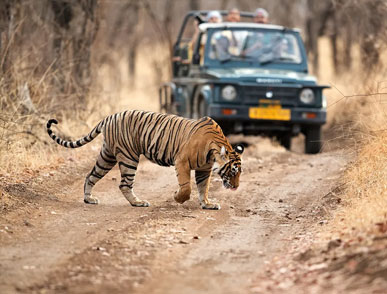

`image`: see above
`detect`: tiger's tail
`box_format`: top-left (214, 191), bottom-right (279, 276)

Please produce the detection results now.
top-left (46, 118), bottom-right (105, 148)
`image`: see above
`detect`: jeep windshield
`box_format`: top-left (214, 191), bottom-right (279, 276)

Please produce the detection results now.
top-left (205, 28), bottom-right (303, 67)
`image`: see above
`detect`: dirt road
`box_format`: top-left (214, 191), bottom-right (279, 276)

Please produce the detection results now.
top-left (0, 137), bottom-right (347, 294)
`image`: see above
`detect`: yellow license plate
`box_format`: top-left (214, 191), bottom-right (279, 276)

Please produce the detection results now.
top-left (249, 107), bottom-right (291, 121)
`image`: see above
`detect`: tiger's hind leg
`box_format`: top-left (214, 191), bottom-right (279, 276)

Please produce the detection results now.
top-left (195, 169), bottom-right (220, 210)
top-left (84, 144), bottom-right (117, 204)
top-left (117, 155), bottom-right (150, 207)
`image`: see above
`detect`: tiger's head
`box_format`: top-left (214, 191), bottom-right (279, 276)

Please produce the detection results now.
top-left (212, 144), bottom-right (244, 190)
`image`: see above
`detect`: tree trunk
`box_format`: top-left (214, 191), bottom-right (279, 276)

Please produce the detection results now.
top-left (306, 16), bottom-right (319, 76)
top-left (128, 39), bottom-right (138, 86)
top-left (50, 0), bottom-right (98, 105)
top-left (72, 0), bottom-right (99, 102)
top-left (0, 0), bottom-right (15, 77)
top-left (343, 26), bottom-right (352, 70)
top-left (330, 13), bottom-right (338, 74)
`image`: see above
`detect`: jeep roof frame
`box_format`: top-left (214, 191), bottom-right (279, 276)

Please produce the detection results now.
top-left (197, 22), bottom-right (301, 33)
top-left (173, 10), bottom-right (300, 57)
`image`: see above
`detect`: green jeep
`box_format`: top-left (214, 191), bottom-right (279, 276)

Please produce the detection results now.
top-left (160, 11), bottom-right (329, 154)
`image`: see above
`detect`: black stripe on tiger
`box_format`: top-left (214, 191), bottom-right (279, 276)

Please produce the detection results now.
top-left (195, 170), bottom-right (211, 185)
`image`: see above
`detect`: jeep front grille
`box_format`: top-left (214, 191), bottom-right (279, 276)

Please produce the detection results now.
top-left (243, 86), bottom-right (299, 106)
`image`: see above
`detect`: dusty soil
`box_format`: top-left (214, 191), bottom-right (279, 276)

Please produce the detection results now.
top-left (0, 136), bottom-right (362, 294)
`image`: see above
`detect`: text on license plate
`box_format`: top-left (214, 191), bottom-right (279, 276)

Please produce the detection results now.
top-left (249, 107), bottom-right (291, 121)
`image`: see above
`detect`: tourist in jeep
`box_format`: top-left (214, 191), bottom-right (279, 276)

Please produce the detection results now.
top-left (226, 8), bottom-right (240, 22)
top-left (253, 8), bottom-right (269, 24)
top-left (206, 10), bottom-right (222, 23)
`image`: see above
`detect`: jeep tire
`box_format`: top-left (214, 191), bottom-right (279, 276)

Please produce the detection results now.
top-left (304, 125), bottom-right (322, 154)
top-left (277, 133), bottom-right (292, 150)
top-left (198, 98), bottom-right (208, 118)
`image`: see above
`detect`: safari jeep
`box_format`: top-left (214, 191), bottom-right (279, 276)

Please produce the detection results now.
top-left (159, 11), bottom-right (329, 154)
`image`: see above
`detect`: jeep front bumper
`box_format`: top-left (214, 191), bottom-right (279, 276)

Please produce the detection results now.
top-left (208, 104), bottom-right (326, 134)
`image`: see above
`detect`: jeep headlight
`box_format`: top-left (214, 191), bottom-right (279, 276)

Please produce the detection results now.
top-left (300, 88), bottom-right (315, 104)
top-left (221, 85), bottom-right (237, 101)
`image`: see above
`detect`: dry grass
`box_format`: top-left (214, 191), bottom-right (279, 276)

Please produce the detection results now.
top-left (331, 133), bottom-right (386, 234)
top-left (307, 38), bottom-right (387, 239)
top-left (0, 44), bottom-right (168, 176)
top-left (0, 75), bottom-right (91, 177)
top-left (320, 86), bottom-right (387, 240)
top-left (319, 86), bottom-right (387, 240)
top-left (317, 37), bottom-right (387, 134)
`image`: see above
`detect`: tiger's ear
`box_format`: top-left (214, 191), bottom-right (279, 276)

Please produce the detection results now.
top-left (235, 144), bottom-right (244, 155)
top-left (220, 146), bottom-right (226, 156)
top-left (220, 146), bottom-right (228, 160)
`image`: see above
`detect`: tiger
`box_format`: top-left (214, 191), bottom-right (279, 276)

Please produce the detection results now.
top-left (46, 110), bottom-right (244, 210)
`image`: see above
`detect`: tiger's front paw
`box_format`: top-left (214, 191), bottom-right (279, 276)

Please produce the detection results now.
top-left (174, 191), bottom-right (190, 204)
top-left (201, 203), bottom-right (221, 210)
top-left (130, 200), bottom-right (150, 207)
top-left (84, 195), bottom-right (99, 205)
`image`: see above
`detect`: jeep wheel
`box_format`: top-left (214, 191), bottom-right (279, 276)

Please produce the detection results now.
top-left (278, 133), bottom-right (292, 150)
top-left (304, 126), bottom-right (322, 154)
top-left (198, 98), bottom-right (208, 118)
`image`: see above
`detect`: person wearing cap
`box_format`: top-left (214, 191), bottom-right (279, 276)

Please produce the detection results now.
top-left (195, 11), bottom-right (222, 51)
top-left (193, 11), bottom-right (222, 46)
top-left (254, 8), bottom-right (269, 24)
top-left (186, 11), bottom-right (222, 65)
top-left (206, 10), bottom-right (222, 23)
